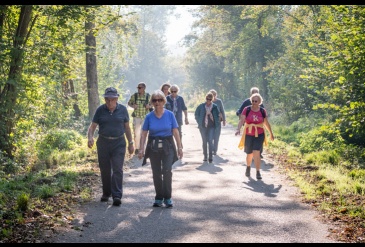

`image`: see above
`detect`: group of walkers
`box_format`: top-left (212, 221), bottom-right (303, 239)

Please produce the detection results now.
top-left (87, 83), bottom-right (274, 208)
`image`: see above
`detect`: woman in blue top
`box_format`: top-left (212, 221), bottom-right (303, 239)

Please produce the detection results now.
top-left (138, 90), bottom-right (183, 208)
top-left (194, 92), bottom-right (220, 163)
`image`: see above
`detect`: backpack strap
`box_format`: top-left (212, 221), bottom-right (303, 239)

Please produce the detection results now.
top-left (245, 106), bottom-right (251, 117)
top-left (246, 106), bottom-right (266, 118)
top-left (146, 93), bottom-right (150, 105)
top-left (260, 107), bottom-right (266, 118)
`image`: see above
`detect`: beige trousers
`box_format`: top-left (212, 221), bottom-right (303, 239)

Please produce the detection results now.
top-left (133, 117), bottom-right (145, 149)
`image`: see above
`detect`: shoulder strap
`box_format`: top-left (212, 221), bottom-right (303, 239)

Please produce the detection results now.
top-left (245, 106), bottom-right (251, 117)
top-left (146, 93), bottom-right (150, 104)
top-left (134, 92), bottom-right (138, 102)
top-left (260, 107), bottom-right (266, 118)
top-left (245, 106), bottom-right (266, 118)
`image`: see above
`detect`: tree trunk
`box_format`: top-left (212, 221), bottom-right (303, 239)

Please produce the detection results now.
top-left (0, 5), bottom-right (32, 158)
top-left (85, 17), bottom-right (100, 121)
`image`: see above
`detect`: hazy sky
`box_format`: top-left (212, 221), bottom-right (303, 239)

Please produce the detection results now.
top-left (165, 5), bottom-right (199, 56)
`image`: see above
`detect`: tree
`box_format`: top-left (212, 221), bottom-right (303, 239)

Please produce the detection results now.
top-left (85, 9), bottom-right (100, 121)
top-left (0, 5), bottom-right (34, 157)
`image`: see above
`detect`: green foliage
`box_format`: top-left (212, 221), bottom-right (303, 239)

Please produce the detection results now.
top-left (16, 192), bottom-right (30, 212)
top-left (0, 151), bottom-right (22, 175)
top-left (348, 169), bottom-right (365, 180)
top-left (304, 150), bottom-right (340, 166)
top-left (34, 184), bottom-right (55, 199)
top-left (37, 129), bottom-right (83, 159)
top-left (298, 125), bottom-right (343, 154)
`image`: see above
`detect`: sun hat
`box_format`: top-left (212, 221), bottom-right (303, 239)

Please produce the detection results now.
top-left (102, 87), bottom-right (119, 98)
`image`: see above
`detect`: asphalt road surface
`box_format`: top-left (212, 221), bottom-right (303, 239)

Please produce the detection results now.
top-left (53, 112), bottom-right (339, 243)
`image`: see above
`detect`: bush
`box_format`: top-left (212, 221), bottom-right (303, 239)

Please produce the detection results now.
top-left (0, 151), bottom-right (22, 174)
top-left (38, 129), bottom-right (82, 151)
top-left (299, 125), bottom-right (343, 154)
top-left (35, 184), bottom-right (55, 199)
top-left (304, 150), bottom-right (340, 166)
top-left (37, 129), bottom-right (83, 162)
top-left (16, 193), bottom-right (30, 212)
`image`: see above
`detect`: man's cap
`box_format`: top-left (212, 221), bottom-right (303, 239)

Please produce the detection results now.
top-left (102, 87), bottom-right (119, 98)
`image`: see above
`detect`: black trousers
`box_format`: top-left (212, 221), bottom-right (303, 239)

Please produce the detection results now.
top-left (148, 143), bottom-right (175, 200)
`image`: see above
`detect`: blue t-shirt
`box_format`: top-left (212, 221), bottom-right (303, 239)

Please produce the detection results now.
top-left (142, 110), bottom-right (179, 137)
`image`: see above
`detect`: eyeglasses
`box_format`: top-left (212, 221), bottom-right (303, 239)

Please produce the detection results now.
top-left (252, 100), bottom-right (259, 103)
top-left (137, 87), bottom-right (143, 89)
top-left (206, 98), bottom-right (212, 101)
top-left (152, 98), bottom-right (164, 103)
top-left (170, 91), bottom-right (177, 93)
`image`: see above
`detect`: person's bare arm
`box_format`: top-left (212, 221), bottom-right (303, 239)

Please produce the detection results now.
top-left (173, 128), bottom-right (183, 159)
top-left (137, 130), bottom-right (148, 160)
top-left (87, 122), bottom-right (98, 148)
top-left (263, 118), bottom-right (274, 141)
top-left (183, 110), bottom-right (189, 125)
top-left (235, 115), bottom-right (246, 136)
top-left (124, 122), bottom-right (135, 154)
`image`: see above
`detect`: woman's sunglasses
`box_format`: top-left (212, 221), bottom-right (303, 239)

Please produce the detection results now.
top-left (152, 98), bottom-right (164, 103)
top-left (206, 98), bottom-right (212, 101)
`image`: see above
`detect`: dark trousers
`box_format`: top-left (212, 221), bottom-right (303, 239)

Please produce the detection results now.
top-left (198, 126), bottom-right (215, 159)
top-left (96, 137), bottom-right (126, 199)
top-left (213, 124), bottom-right (221, 153)
top-left (149, 144), bottom-right (174, 200)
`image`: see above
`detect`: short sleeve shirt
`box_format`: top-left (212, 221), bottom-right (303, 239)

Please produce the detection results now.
top-left (242, 107), bottom-right (267, 136)
top-left (142, 110), bottom-right (178, 137)
top-left (92, 103), bottom-right (129, 137)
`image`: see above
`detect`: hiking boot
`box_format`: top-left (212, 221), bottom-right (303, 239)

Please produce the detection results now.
top-left (112, 197), bottom-right (121, 206)
top-left (164, 198), bottom-right (173, 208)
top-left (245, 166), bottom-right (251, 177)
top-left (153, 199), bottom-right (163, 207)
top-left (256, 171), bottom-right (262, 180)
top-left (100, 194), bottom-right (110, 202)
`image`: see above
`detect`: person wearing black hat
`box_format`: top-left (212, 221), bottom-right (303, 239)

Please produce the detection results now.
top-left (87, 87), bottom-right (134, 206)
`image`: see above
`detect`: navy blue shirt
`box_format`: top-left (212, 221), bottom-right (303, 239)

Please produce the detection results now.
top-left (166, 95), bottom-right (187, 125)
top-left (92, 103), bottom-right (129, 137)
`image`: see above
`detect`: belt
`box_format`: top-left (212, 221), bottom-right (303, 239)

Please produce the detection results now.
top-left (98, 134), bottom-right (124, 140)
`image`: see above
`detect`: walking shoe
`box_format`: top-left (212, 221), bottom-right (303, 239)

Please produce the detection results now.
top-left (256, 171), bottom-right (262, 180)
top-left (100, 194), bottom-right (110, 202)
top-left (203, 157), bottom-right (207, 162)
top-left (135, 149), bottom-right (139, 155)
top-left (164, 198), bottom-right (173, 208)
top-left (112, 197), bottom-right (121, 206)
top-left (245, 166), bottom-right (251, 177)
top-left (153, 199), bottom-right (163, 207)
top-left (208, 159), bottom-right (213, 163)
top-left (260, 154), bottom-right (263, 158)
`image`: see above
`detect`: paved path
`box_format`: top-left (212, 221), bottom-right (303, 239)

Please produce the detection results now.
top-left (53, 112), bottom-right (339, 243)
